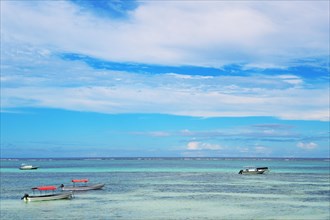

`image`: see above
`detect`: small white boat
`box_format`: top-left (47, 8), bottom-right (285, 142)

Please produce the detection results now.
top-left (61, 179), bottom-right (105, 191)
top-left (19, 164), bottom-right (38, 170)
top-left (238, 166), bottom-right (269, 175)
top-left (21, 186), bottom-right (73, 202)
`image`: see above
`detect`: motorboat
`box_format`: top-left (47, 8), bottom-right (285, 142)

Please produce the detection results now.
top-left (19, 163), bottom-right (38, 170)
top-left (256, 167), bottom-right (269, 172)
top-left (238, 166), bottom-right (269, 175)
top-left (21, 186), bottom-right (73, 202)
top-left (60, 179), bottom-right (105, 191)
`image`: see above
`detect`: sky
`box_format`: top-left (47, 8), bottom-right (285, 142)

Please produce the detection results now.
top-left (0, 0), bottom-right (329, 158)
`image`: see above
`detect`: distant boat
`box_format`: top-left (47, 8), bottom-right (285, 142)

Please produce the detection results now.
top-left (21, 186), bottom-right (73, 202)
top-left (60, 179), bottom-right (105, 191)
top-left (238, 166), bottom-right (269, 175)
top-left (19, 163), bottom-right (38, 170)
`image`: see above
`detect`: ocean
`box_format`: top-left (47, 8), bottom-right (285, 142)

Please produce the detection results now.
top-left (0, 158), bottom-right (329, 220)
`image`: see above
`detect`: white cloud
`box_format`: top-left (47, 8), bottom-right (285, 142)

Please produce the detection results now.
top-left (131, 131), bottom-right (170, 137)
top-left (254, 146), bottom-right (271, 154)
top-left (148, 131), bottom-right (170, 137)
top-left (277, 75), bottom-right (303, 87)
top-left (238, 147), bottom-right (249, 153)
top-left (1, 1), bottom-right (329, 121)
top-left (187, 141), bottom-right (222, 151)
top-left (235, 145), bottom-right (272, 156)
top-left (1, 69), bottom-right (329, 121)
top-left (297, 142), bottom-right (318, 150)
top-left (1, 1), bottom-right (328, 67)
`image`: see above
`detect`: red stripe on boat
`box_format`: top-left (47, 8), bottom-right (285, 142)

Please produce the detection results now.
top-left (72, 179), bottom-right (88, 183)
top-left (32, 186), bottom-right (57, 191)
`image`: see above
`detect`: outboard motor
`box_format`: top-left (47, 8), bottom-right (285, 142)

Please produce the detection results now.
top-left (21, 193), bottom-right (29, 200)
top-left (59, 184), bottom-right (65, 191)
top-left (238, 170), bottom-right (243, 174)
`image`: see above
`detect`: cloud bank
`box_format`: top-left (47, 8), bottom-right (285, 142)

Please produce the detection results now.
top-left (1, 1), bottom-right (328, 67)
top-left (1, 1), bottom-right (329, 121)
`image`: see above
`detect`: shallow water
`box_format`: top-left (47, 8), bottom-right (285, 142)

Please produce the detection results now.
top-left (1, 158), bottom-right (329, 219)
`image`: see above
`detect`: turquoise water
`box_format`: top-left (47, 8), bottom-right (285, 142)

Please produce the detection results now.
top-left (1, 158), bottom-right (329, 219)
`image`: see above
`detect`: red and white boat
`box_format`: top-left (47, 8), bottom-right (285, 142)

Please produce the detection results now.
top-left (60, 179), bottom-right (105, 191)
top-left (21, 186), bottom-right (73, 202)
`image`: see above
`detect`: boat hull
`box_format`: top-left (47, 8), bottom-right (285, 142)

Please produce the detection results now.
top-left (19, 167), bottom-right (38, 170)
top-left (240, 170), bottom-right (265, 175)
top-left (61, 183), bottom-right (105, 191)
top-left (239, 166), bottom-right (269, 175)
top-left (23, 192), bottom-right (73, 202)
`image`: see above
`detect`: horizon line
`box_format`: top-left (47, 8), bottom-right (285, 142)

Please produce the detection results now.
top-left (1, 156), bottom-right (329, 160)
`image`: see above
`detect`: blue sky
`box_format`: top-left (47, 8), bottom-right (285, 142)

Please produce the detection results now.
top-left (1, 0), bottom-right (329, 158)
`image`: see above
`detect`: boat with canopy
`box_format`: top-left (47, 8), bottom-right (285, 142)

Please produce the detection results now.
top-left (60, 179), bottom-right (105, 191)
top-left (19, 163), bottom-right (38, 170)
top-left (238, 166), bottom-right (269, 175)
top-left (21, 186), bottom-right (73, 202)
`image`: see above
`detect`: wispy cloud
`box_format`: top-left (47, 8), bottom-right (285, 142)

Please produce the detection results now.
top-left (2, 83), bottom-right (328, 120)
top-left (128, 124), bottom-right (327, 148)
top-left (130, 131), bottom-right (171, 137)
top-left (1, 51), bottom-right (329, 120)
top-left (1, 1), bottom-right (329, 121)
top-left (1, 1), bottom-right (328, 67)
top-left (186, 141), bottom-right (223, 151)
top-left (297, 142), bottom-right (318, 150)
